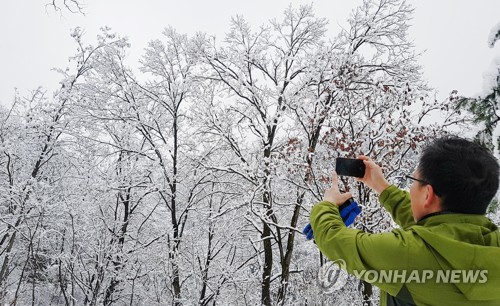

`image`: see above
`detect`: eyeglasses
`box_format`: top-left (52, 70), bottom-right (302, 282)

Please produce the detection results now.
top-left (405, 175), bottom-right (431, 186)
top-left (404, 175), bottom-right (441, 196)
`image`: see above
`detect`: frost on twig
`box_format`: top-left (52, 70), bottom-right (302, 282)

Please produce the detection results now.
top-left (46, 0), bottom-right (85, 14)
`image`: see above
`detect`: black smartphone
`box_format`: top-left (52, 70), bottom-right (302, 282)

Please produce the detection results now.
top-left (335, 157), bottom-right (366, 178)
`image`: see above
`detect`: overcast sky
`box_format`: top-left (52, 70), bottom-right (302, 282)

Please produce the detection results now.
top-left (1, 0), bottom-right (499, 107)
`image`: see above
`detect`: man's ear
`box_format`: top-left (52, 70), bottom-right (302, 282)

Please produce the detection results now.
top-left (423, 184), bottom-right (440, 209)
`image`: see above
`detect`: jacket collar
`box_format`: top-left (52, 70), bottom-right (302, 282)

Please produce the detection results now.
top-left (416, 210), bottom-right (494, 228)
top-left (417, 210), bottom-right (453, 223)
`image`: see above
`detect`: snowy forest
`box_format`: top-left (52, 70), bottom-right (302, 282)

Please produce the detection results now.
top-left (1, 0), bottom-right (499, 305)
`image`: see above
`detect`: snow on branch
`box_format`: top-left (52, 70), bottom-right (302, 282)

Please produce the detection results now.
top-left (488, 22), bottom-right (500, 48)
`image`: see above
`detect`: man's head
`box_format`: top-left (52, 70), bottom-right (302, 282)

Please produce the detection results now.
top-left (415, 136), bottom-right (499, 215)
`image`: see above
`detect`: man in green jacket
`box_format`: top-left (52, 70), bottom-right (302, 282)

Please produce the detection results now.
top-left (310, 136), bottom-right (500, 305)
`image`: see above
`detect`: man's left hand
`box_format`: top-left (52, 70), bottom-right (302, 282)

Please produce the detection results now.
top-left (323, 171), bottom-right (353, 205)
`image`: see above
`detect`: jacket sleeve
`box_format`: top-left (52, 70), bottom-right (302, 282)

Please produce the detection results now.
top-left (310, 201), bottom-right (410, 297)
top-left (379, 185), bottom-right (415, 229)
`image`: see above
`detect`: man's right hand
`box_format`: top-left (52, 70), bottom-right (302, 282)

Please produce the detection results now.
top-left (357, 156), bottom-right (391, 195)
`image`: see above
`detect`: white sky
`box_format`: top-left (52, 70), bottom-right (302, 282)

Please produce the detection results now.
top-left (1, 0), bottom-right (499, 107)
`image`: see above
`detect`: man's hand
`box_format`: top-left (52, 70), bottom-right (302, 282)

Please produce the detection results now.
top-left (303, 199), bottom-right (361, 240)
top-left (356, 156), bottom-right (391, 195)
top-left (323, 171), bottom-right (353, 205)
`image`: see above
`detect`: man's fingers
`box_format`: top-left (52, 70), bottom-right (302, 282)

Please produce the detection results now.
top-left (358, 156), bottom-right (376, 167)
top-left (343, 192), bottom-right (353, 201)
top-left (331, 171), bottom-right (339, 188)
top-left (363, 159), bottom-right (378, 169)
top-left (358, 155), bottom-right (370, 161)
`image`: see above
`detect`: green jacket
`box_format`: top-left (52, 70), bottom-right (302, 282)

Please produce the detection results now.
top-left (310, 185), bottom-right (500, 306)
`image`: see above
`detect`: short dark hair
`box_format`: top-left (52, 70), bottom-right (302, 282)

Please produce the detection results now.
top-left (418, 136), bottom-right (499, 214)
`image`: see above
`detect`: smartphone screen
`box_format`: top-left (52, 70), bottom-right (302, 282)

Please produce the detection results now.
top-left (335, 158), bottom-right (366, 178)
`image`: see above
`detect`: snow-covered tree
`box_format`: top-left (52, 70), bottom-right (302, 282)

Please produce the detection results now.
top-left (455, 23), bottom-right (500, 151)
top-left (0, 54), bottom-right (83, 304)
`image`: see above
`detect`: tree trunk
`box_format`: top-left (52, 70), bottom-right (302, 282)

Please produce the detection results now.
top-left (261, 221), bottom-right (273, 306)
top-left (261, 139), bottom-right (275, 306)
top-left (361, 280), bottom-right (373, 306)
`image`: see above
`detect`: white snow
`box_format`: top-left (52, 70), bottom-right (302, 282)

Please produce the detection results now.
top-left (481, 55), bottom-right (500, 95)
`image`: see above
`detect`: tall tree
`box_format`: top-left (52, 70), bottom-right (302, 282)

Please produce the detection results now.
top-left (0, 36), bottom-right (89, 302)
top-left (197, 5), bottom-right (335, 304)
top-left (455, 24), bottom-right (500, 151)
